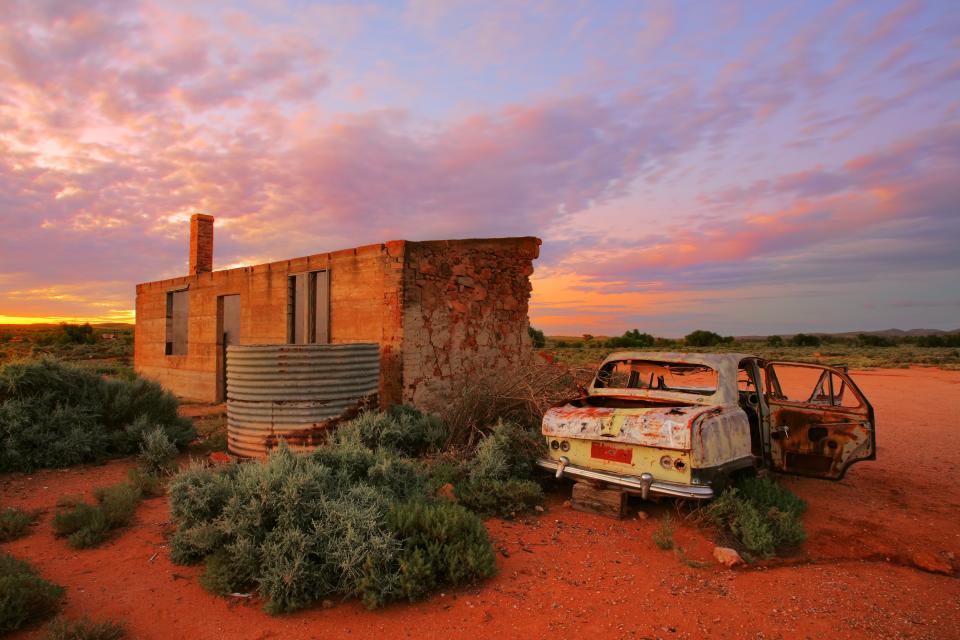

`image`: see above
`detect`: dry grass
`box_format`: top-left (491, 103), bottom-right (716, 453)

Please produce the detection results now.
top-left (440, 361), bottom-right (594, 449)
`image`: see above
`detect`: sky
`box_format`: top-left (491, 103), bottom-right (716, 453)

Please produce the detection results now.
top-left (0, 0), bottom-right (957, 336)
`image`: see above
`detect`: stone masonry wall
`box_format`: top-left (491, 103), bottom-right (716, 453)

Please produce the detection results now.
top-left (400, 237), bottom-right (541, 412)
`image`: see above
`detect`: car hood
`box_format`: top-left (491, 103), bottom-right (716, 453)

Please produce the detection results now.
top-left (542, 403), bottom-right (723, 451)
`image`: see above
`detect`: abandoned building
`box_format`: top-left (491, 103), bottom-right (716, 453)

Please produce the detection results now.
top-left (134, 214), bottom-right (541, 413)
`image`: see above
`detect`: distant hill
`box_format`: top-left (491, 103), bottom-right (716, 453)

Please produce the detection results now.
top-left (737, 328), bottom-right (960, 340)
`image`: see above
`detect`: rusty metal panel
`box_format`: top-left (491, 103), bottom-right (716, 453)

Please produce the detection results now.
top-left (226, 343), bottom-right (379, 458)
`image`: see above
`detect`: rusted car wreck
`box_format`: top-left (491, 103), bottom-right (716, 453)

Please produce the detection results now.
top-left (538, 352), bottom-right (876, 500)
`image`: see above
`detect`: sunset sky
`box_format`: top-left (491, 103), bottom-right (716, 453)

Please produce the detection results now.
top-left (1, 0), bottom-right (957, 336)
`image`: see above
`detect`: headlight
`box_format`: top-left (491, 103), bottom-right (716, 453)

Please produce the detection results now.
top-left (660, 455), bottom-right (673, 469)
top-left (550, 440), bottom-right (560, 450)
top-left (559, 440), bottom-right (570, 452)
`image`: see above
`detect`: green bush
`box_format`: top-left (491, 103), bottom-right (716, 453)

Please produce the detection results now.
top-left (43, 616), bottom-right (124, 640)
top-left (335, 406), bottom-right (447, 457)
top-left (0, 506), bottom-right (38, 542)
top-left (0, 552), bottom-right (64, 633)
top-left (0, 359), bottom-right (195, 472)
top-left (138, 427), bottom-right (178, 477)
top-left (684, 330), bottom-right (725, 347)
top-left (527, 326), bottom-right (546, 349)
top-left (447, 421), bottom-right (545, 517)
top-left (454, 478), bottom-right (542, 517)
top-left (52, 480), bottom-right (144, 549)
top-left (707, 477), bottom-right (807, 558)
top-left (360, 500), bottom-right (496, 607)
top-left (467, 420), bottom-right (543, 482)
top-left (168, 440), bottom-right (497, 614)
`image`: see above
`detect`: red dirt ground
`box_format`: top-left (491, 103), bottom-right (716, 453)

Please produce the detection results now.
top-left (3, 368), bottom-right (959, 639)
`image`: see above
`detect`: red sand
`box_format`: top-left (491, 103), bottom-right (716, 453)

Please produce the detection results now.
top-left (3, 367), bottom-right (959, 639)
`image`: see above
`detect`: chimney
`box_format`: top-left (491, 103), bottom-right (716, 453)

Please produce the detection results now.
top-left (189, 213), bottom-right (214, 274)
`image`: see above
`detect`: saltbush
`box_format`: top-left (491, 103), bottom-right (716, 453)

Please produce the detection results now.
top-left (706, 476), bottom-right (807, 558)
top-left (454, 477), bottom-right (542, 517)
top-left (52, 475), bottom-right (145, 549)
top-left (43, 616), bottom-right (125, 640)
top-left (0, 359), bottom-right (195, 472)
top-left (449, 420), bottom-right (545, 517)
top-left (168, 439), bottom-right (496, 614)
top-left (335, 405), bottom-right (448, 457)
top-left (138, 427), bottom-right (179, 477)
top-left (0, 506), bottom-right (38, 542)
top-left (0, 552), bottom-right (64, 633)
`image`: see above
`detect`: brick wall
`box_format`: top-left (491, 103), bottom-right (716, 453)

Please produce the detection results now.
top-left (400, 237), bottom-right (541, 412)
top-left (135, 243), bottom-right (404, 403)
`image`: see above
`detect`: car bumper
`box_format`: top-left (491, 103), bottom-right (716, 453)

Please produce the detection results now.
top-left (536, 457), bottom-right (714, 500)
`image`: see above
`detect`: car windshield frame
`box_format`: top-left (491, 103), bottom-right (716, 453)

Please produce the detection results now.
top-left (591, 359), bottom-right (719, 397)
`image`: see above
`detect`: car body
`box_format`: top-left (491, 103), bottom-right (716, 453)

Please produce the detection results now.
top-left (537, 352), bottom-right (876, 500)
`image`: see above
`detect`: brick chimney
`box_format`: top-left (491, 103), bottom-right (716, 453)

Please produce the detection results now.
top-left (189, 213), bottom-right (214, 274)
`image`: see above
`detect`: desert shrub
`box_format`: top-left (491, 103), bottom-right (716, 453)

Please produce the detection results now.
top-left (421, 456), bottom-right (468, 493)
top-left (454, 478), bottom-right (542, 517)
top-left (0, 552), bottom-right (64, 633)
top-left (168, 441), bottom-right (497, 614)
top-left (358, 499), bottom-right (497, 607)
top-left (707, 477), bottom-right (806, 558)
top-left (0, 506), bottom-right (38, 542)
top-left (652, 514), bottom-right (674, 550)
top-left (467, 420), bottom-right (543, 481)
top-left (335, 406), bottom-right (447, 457)
top-left (0, 359), bottom-right (194, 472)
top-left (449, 421), bottom-right (545, 517)
top-left (138, 427), bottom-right (178, 477)
top-left (52, 480), bottom-right (143, 549)
top-left (43, 616), bottom-right (124, 640)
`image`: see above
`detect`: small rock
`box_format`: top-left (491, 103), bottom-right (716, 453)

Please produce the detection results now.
top-left (436, 483), bottom-right (458, 503)
top-left (637, 511), bottom-right (649, 521)
top-left (534, 505), bottom-right (544, 513)
top-left (322, 599), bottom-right (335, 609)
top-left (713, 546), bottom-right (745, 568)
top-left (562, 500), bottom-right (571, 508)
top-left (911, 550), bottom-right (953, 575)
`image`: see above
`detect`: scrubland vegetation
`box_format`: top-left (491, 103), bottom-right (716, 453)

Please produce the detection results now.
top-left (541, 327), bottom-right (960, 369)
top-left (0, 359), bottom-right (195, 472)
top-left (0, 552), bottom-right (64, 633)
top-left (706, 477), bottom-right (807, 559)
top-left (167, 407), bottom-right (543, 613)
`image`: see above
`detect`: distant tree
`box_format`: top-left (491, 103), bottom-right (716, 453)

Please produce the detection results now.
top-left (767, 335), bottom-right (784, 347)
top-left (527, 326), bottom-right (546, 349)
top-left (582, 334), bottom-right (594, 343)
top-left (915, 334), bottom-right (960, 348)
top-left (58, 322), bottom-right (96, 345)
top-left (684, 330), bottom-right (724, 347)
top-left (857, 333), bottom-right (892, 347)
top-left (604, 329), bottom-right (656, 349)
top-left (790, 333), bottom-right (821, 347)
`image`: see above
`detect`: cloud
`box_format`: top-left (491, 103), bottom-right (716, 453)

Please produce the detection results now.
top-left (0, 0), bottom-right (956, 334)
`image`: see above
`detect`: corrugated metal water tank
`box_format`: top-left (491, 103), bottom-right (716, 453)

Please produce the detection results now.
top-left (226, 343), bottom-right (380, 458)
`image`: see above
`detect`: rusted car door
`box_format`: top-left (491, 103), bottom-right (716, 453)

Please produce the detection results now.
top-left (763, 362), bottom-right (875, 479)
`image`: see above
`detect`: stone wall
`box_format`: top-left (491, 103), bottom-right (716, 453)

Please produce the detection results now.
top-left (400, 237), bottom-right (541, 412)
